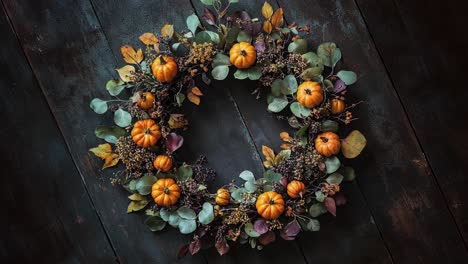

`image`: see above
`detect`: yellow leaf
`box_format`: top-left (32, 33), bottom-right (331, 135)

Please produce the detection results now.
top-left (161, 24), bottom-right (174, 38)
top-left (261, 1), bottom-right (273, 19)
top-left (128, 193), bottom-right (145, 201)
top-left (89, 143), bottom-right (120, 169)
top-left (263, 160), bottom-right (273, 168)
top-left (280, 132), bottom-right (291, 142)
top-left (139, 33), bottom-right (159, 45)
top-left (341, 130), bottom-right (367, 159)
top-left (263, 21), bottom-right (272, 34)
top-left (191, 86), bottom-right (203, 96)
top-left (187, 92), bottom-right (201, 105)
top-left (116, 65), bottom-right (135, 82)
top-left (271, 8), bottom-right (284, 28)
top-left (120, 45), bottom-right (143, 64)
top-left (280, 143), bottom-right (291, 150)
top-left (262, 145), bottom-right (275, 162)
top-left (127, 199), bottom-right (149, 213)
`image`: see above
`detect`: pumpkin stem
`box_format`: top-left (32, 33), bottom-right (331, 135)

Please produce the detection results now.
top-left (145, 128), bottom-right (151, 134)
top-left (305, 88), bottom-right (312, 95)
top-left (269, 199), bottom-right (275, 205)
top-left (240, 50), bottom-right (247, 56)
top-left (163, 187), bottom-right (170, 194)
top-left (320, 136), bottom-right (328, 143)
top-left (158, 55), bottom-right (167, 65)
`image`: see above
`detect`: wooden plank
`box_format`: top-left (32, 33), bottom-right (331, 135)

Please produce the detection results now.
top-left (190, 0), bottom-right (393, 263)
top-left (274, 0), bottom-right (468, 262)
top-left (0, 6), bottom-right (115, 263)
top-left (88, 0), bottom-right (307, 262)
top-left (355, 0), bottom-right (468, 247)
top-left (1, 0), bottom-right (205, 262)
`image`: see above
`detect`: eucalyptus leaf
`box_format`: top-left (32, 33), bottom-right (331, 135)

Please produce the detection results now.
top-left (200, 0), bottom-right (215, 5)
top-left (301, 67), bottom-right (323, 80)
top-left (331, 48), bottom-right (342, 67)
top-left (309, 203), bottom-right (327, 217)
top-left (325, 156), bottom-right (341, 174)
top-left (336, 70), bottom-right (357, 85)
top-left (175, 93), bottom-right (185, 106)
top-left (95, 126), bottom-right (126, 144)
top-left (321, 120), bottom-right (339, 132)
top-left (160, 208), bottom-right (170, 221)
top-left (244, 222), bottom-right (260, 237)
top-left (231, 188), bottom-right (246, 201)
top-left (307, 219), bottom-right (320, 231)
top-left (288, 39), bottom-right (307, 54)
top-left (237, 31), bottom-right (252, 42)
top-left (317, 42), bottom-right (337, 67)
top-left (234, 69), bottom-right (248, 79)
top-left (239, 170), bottom-right (255, 182)
top-left (326, 173), bottom-right (344, 185)
top-left (135, 174), bottom-right (157, 195)
top-left (177, 207), bottom-right (197, 220)
top-left (271, 79), bottom-right (283, 97)
top-left (283, 75), bottom-right (298, 94)
top-left (198, 202), bottom-right (215, 225)
top-left (114, 109), bottom-right (132, 127)
top-left (90, 98), bottom-right (108, 114)
top-left (168, 213), bottom-right (181, 227)
top-left (212, 65), bottom-right (229, 80)
top-left (178, 219), bottom-right (197, 234)
top-left (341, 166), bottom-right (356, 181)
top-left (315, 191), bottom-right (326, 202)
top-left (212, 53), bottom-right (231, 67)
top-left (290, 102), bottom-right (311, 118)
top-left (263, 170), bottom-right (282, 183)
top-left (268, 97), bottom-right (288, 113)
top-left (301, 52), bottom-right (323, 68)
top-left (247, 66), bottom-right (261, 80)
top-left (244, 181), bottom-right (257, 193)
top-left (186, 14), bottom-right (200, 34)
top-left (145, 216), bottom-right (166, 231)
top-left (176, 165), bottom-right (193, 181)
top-left (106, 79), bottom-right (126, 96)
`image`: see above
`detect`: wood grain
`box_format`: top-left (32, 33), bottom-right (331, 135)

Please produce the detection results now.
top-left (0, 6), bottom-right (115, 263)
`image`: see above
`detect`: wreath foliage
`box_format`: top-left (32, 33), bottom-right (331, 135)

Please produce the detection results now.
top-left (89, 0), bottom-right (366, 257)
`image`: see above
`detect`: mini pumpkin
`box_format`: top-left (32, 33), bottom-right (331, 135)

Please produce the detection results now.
top-left (256, 191), bottom-right (285, 220)
top-left (229, 42), bottom-right (256, 69)
top-left (151, 55), bottom-right (178, 83)
top-left (153, 155), bottom-right (172, 172)
top-left (215, 188), bottom-right (231, 206)
top-left (287, 180), bottom-right (306, 199)
top-left (331, 99), bottom-right (345, 114)
top-left (296, 81), bottom-right (323, 108)
top-left (151, 178), bottom-right (180, 207)
top-left (315, 132), bottom-right (341, 157)
top-left (137, 92), bottom-right (155, 110)
top-left (131, 119), bottom-right (161, 148)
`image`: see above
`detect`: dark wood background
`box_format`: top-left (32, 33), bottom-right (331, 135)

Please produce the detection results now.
top-left (1, 0), bottom-right (468, 263)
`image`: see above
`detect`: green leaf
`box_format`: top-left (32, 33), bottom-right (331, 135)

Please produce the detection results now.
top-left (212, 53), bottom-right (231, 67)
top-left (321, 120), bottom-right (339, 132)
top-left (287, 39), bottom-right (307, 54)
top-left (323, 79), bottom-right (334, 92)
top-left (315, 191), bottom-right (326, 202)
top-left (229, 0), bottom-right (239, 3)
top-left (309, 203), bottom-right (327, 217)
top-left (307, 219), bottom-right (320, 231)
top-left (114, 109), bottom-right (132, 127)
top-left (264, 170), bottom-right (282, 183)
top-left (237, 31), bottom-right (252, 42)
top-left (301, 67), bottom-right (323, 80)
top-left (175, 93), bottom-right (185, 106)
top-left (178, 219), bottom-right (197, 234)
top-left (244, 181), bottom-right (257, 193)
top-left (212, 65), bottom-right (229, 80)
top-left (106, 79), bottom-right (126, 96)
top-left (234, 69), bottom-right (248, 79)
top-left (290, 102), bottom-right (311, 118)
top-left (127, 199), bottom-right (149, 213)
top-left (176, 165), bottom-right (193, 181)
top-left (341, 166), bottom-right (356, 181)
top-left (244, 222), bottom-right (260, 237)
top-left (277, 149), bottom-right (291, 162)
top-left (239, 170), bottom-right (255, 182)
top-left (295, 124), bottom-right (309, 137)
top-left (128, 193), bottom-right (145, 201)
top-left (200, 0), bottom-right (215, 5)
top-left (145, 216), bottom-right (167, 231)
top-left (231, 188), bottom-right (246, 201)
top-left (95, 126), bottom-right (126, 144)
top-left (160, 208), bottom-right (170, 221)
top-left (124, 180), bottom-right (137, 193)
top-left (326, 173), bottom-right (344, 185)
top-left (247, 66), bottom-right (262, 80)
top-left (195, 30), bottom-right (220, 44)
top-left (268, 97), bottom-right (288, 113)
top-left (177, 207), bottom-right (197, 220)
top-left (135, 174), bottom-right (157, 195)
top-left (90, 98), bottom-right (108, 114)
top-left (271, 79), bottom-right (283, 97)
top-left (331, 48), bottom-right (341, 67)
top-left (186, 14), bottom-right (200, 34)
top-left (168, 213), bottom-right (181, 227)
top-left (226, 27), bottom-right (241, 43)
top-left (198, 202), bottom-right (215, 225)
top-left (336, 70), bottom-right (357, 85)
top-left (301, 52), bottom-right (323, 68)
top-left (198, 184), bottom-right (207, 191)
top-left (317, 42), bottom-right (337, 67)
top-left (325, 156), bottom-right (341, 174)
top-left (283, 75), bottom-right (298, 94)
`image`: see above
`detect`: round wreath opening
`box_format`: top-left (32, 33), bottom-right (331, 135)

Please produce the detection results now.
top-left (89, 0), bottom-right (367, 257)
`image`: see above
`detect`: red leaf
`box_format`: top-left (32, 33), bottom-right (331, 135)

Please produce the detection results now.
top-left (334, 193), bottom-right (347, 206)
top-left (176, 244), bottom-right (189, 259)
top-left (280, 177), bottom-right (288, 188)
top-left (189, 240), bottom-right (201, 255)
top-left (203, 8), bottom-right (217, 26)
top-left (258, 231), bottom-right (276, 245)
top-left (324, 197), bottom-right (337, 216)
top-left (215, 239), bottom-right (230, 256)
top-left (254, 218), bottom-right (269, 235)
top-left (166, 133), bottom-right (184, 152)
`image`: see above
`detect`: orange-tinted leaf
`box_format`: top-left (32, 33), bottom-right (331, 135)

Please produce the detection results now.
top-left (187, 92), bottom-right (200, 105)
top-left (261, 1), bottom-right (273, 19)
top-left (341, 130), bottom-right (367, 159)
top-left (271, 8), bottom-right (284, 28)
top-left (262, 145), bottom-right (275, 162)
top-left (280, 132), bottom-right (291, 142)
top-left (89, 143), bottom-right (120, 169)
top-left (116, 65), bottom-right (135, 82)
top-left (280, 143), bottom-right (291, 150)
top-left (191, 87), bottom-right (203, 96)
top-left (139, 33), bottom-right (159, 45)
top-left (161, 24), bottom-right (174, 38)
top-left (120, 45), bottom-right (143, 64)
top-left (263, 21), bottom-right (272, 34)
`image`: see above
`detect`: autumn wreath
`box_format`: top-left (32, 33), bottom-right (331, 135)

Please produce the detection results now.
top-left (89, 0), bottom-right (366, 257)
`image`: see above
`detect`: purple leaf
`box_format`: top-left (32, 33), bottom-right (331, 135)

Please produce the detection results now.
top-left (324, 197), bottom-right (337, 216)
top-left (258, 231), bottom-right (276, 245)
top-left (189, 240), bottom-right (201, 255)
top-left (334, 193), bottom-right (347, 206)
top-left (203, 8), bottom-right (217, 26)
top-left (215, 239), bottom-right (230, 256)
top-left (254, 41), bottom-right (265, 53)
top-left (244, 22), bottom-right (262, 37)
top-left (284, 220), bottom-right (301, 237)
top-left (166, 133), bottom-right (184, 152)
top-left (233, 10), bottom-right (251, 22)
top-left (333, 79), bottom-right (346, 93)
top-left (176, 244), bottom-right (189, 259)
top-left (280, 177), bottom-right (288, 188)
top-left (254, 218), bottom-right (269, 235)
top-left (280, 231), bottom-right (295, 241)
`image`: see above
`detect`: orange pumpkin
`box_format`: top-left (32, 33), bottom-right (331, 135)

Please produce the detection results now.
top-left (331, 99), bottom-right (345, 114)
top-left (287, 180), bottom-right (306, 198)
top-left (256, 191), bottom-right (285, 220)
top-left (153, 155), bottom-right (172, 172)
top-left (229, 42), bottom-right (256, 69)
top-left (296, 81), bottom-right (323, 108)
top-left (151, 178), bottom-right (180, 207)
top-left (131, 119), bottom-right (161, 148)
top-left (137, 92), bottom-right (155, 110)
top-left (315, 132), bottom-right (341, 157)
top-left (151, 55), bottom-right (178, 83)
top-left (215, 188), bottom-right (230, 206)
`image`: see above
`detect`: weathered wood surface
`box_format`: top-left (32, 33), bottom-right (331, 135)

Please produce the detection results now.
top-left (2, 0), bottom-right (468, 263)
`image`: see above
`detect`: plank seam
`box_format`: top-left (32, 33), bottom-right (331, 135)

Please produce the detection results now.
top-left (0, 1), bottom-right (120, 262)
top-left (352, 0), bottom-right (468, 253)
